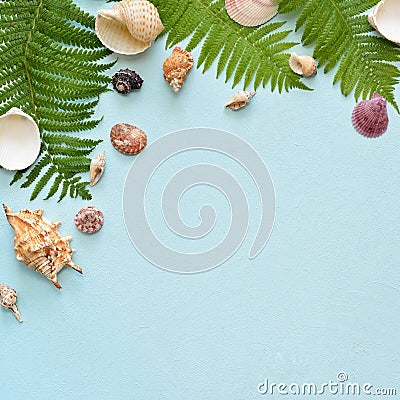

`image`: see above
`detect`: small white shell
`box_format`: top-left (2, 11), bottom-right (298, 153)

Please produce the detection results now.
top-left (289, 53), bottom-right (317, 77)
top-left (0, 283), bottom-right (22, 323)
top-left (225, 91), bottom-right (256, 110)
top-left (368, 0), bottom-right (400, 45)
top-left (95, 0), bottom-right (164, 55)
top-left (90, 151), bottom-right (105, 186)
top-left (225, 0), bottom-right (278, 27)
top-left (0, 108), bottom-right (41, 170)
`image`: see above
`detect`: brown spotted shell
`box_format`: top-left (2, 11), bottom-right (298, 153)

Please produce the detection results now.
top-left (110, 123), bottom-right (147, 155)
top-left (75, 206), bottom-right (104, 234)
top-left (162, 47), bottom-right (194, 93)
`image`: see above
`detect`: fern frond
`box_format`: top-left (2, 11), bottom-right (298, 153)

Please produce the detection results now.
top-left (1, 0), bottom-right (113, 200)
top-left (279, 0), bottom-right (400, 110)
top-left (151, 0), bottom-right (310, 92)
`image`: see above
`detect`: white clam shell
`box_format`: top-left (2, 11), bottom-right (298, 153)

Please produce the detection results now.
top-left (95, 0), bottom-right (164, 55)
top-left (0, 108), bottom-right (40, 171)
top-left (225, 0), bottom-right (279, 27)
top-left (368, 0), bottom-right (400, 45)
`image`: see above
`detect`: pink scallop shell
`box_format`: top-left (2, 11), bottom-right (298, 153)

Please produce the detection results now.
top-left (351, 92), bottom-right (389, 138)
top-left (225, 0), bottom-right (278, 27)
top-left (74, 206), bottom-right (104, 234)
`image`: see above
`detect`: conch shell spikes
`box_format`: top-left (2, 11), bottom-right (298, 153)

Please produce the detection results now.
top-left (3, 205), bottom-right (82, 289)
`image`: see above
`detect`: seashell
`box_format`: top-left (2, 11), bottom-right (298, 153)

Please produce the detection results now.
top-left (75, 206), bottom-right (104, 234)
top-left (289, 53), bottom-right (317, 77)
top-left (112, 69), bottom-right (143, 94)
top-left (0, 283), bottom-right (22, 323)
top-left (351, 92), bottom-right (389, 138)
top-left (0, 107), bottom-right (41, 170)
top-left (110, 123), bottom-right (147, 155)
top-left (3, 205), bottom-right (82, 290)
top-left (225, 0), bottom-right (279, 27)
top-left (90, 151), bottom-right (106, 186)
top-left (368, 0), bottom-right (400, 45)
top-left (225, 91), bottom-right (256, 110)
top-left (162, 47), bottom-right (194, 93)
top-left (95, 0), bottom-right (164, 55)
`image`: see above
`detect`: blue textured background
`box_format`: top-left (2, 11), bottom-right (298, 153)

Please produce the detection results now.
top-left (1, 1), bottom-right (400, 399)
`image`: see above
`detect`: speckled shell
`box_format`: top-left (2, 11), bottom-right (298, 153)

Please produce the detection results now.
top-left (110, 123), bottom-right (147, 155)
top-left (162, 47), bottom-right (194, 93)
top-left (95, 0), bottom-right (164, 55)
top-left (289, 53), bottom-right (317, 77)
top-left (75, 206), bottom-right (104, 234)
top-left (90, 151), bottom-right (106, 186)
top-left (351, 92), bottom-right (389, 138)
top-left (3, 205), bottom-right (82, 290)
top-left (0, 283), bottom-right (22, 322)
top-left (225, 0), bottom-right (278, 27)
top-left (225, 91), bottom-right (256, 110)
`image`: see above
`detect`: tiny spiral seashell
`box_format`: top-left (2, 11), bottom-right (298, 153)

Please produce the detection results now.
top-left (225, 0), bottom-right (279, 27)
top-left (90, 151), bottom-right (106, 186)
top-left (112, 69), bottom-right (143, 94)
top-left (225, 91), bottom-right (256, 110)
top-left (162, 47), bottom-right (194, 93)
top-left (75, 206), bottom-right (104, 234)
top-left (95, 0), bottom-right (164, 55)
top-left (289, 52), bottom-right (317, 77)
top-left (0, 283), bottom-right (22, 322)
top-left (351, 92), bottom-right (389, 138)
top-left (110, 123), bottom-right (147, 155)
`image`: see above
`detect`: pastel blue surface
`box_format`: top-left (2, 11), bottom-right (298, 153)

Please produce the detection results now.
top-left (1, 2), bottom-right (400, 399)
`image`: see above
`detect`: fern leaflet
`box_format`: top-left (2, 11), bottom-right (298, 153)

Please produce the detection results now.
top-left (0, 0), bottom-right (114, 201)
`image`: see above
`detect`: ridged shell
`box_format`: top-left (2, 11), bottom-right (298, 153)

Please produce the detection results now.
top-left (75, 206), bottom-right (104, 234)
top-left (112, 69), bottom-right (143, 94)
top-left (351, 92), bottom-right (389, 138)
top-left (289, 53), bottom-right (317, 77)
top-left (110, 123), bottom-right (147, 155)
top-left (0, 108), bottom-right (41, 170)
top-left (225, 91), bottom-right (256, 110)
top-left (0, 283), bottom-right (22, 323)
top-left (225, 0), bottom-right (278, 27)
top-left (4, 205), bottom-right (82, 290)
top-left (162, 47), bottom-right (194, 93)
top-left (368, 0), bottom-right (400, 45)
top-left (90, 151), bottom-right (106, 186)
top-left (95, 0), bottom-right (164, 55)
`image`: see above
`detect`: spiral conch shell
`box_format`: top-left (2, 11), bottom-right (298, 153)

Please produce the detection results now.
top-left (0, 283), bottom-right (22, 322)
top-left (163, 47), bottom-right (194, 93)
top-left (90, 151), bottom-right (105, 186)
top-left (289, 53), bottom-right (317, 77)
top-left (4, 205), bottom-right (82, 289)
top-left (225, 91), bottom-right (256, 110)
top-left (95, 0), bottom-right (164, 55)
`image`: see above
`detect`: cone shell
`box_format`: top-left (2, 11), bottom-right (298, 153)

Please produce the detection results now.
top-left (163, 47), bottom-right (194, 93)
top-left (225, 91), bottom-right (256, 110)
top-left (351, 92), bottom-right (389, 138)
top-left (95, 0), bottom-right (164, 55)
top-left (0, 283), bottom-right (22, 322)
top-left (75, 206), bottom-right (104, 234)
top-left (0, 108), bottom-right (41, 170)
top-left (110, 123), bottom-right (147, 155)
top-left (289, 53), bottom-right (317, 77)
top-left (368, 0), bottom-right (400, 45)
top-left (3, 205), bottom-right (82, 289)
top-left (225, 0), bottom-right (279, 27)
top-left (90, 151), bottom-right (106, 186)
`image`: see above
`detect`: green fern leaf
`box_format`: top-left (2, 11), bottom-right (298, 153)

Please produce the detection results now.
top-left (151, 0), bottom-right (310, 92)
top-left (0, 0), bottom-right (114, 200)
top-left (279, 0), bottom-right (400, 110)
